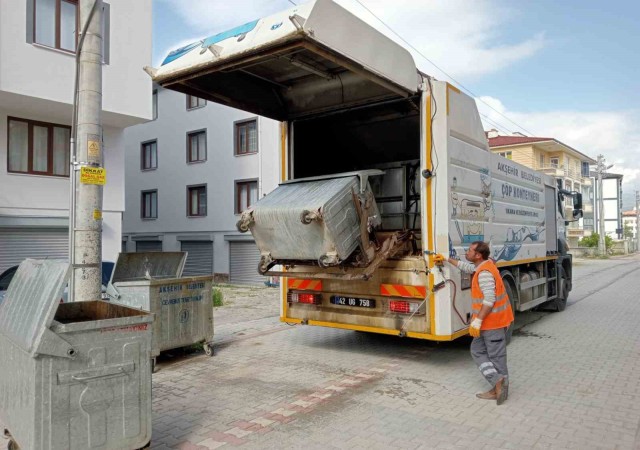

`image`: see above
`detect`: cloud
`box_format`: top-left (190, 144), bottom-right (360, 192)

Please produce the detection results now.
top-left (478, 95), bottom-right (640, 209)
top-left (156, 0), bottom-right (297, 34)
top-left (157, 0), bottom-right (546, 79)
top-left (334, 0), bottom-right (546, 79)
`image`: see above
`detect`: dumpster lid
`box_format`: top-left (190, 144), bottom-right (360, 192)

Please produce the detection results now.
top-left (150, 0), bottom-right (420, 120)
top-left (0, 259), bottom-right (70, 354)
top-left (110, 252), bottom-right (187, 283)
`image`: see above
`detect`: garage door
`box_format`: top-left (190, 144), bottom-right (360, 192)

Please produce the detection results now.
top-left (136, 241), bottom-right (162, 252)
top-left (229, 241), bottom-right (264, 286)
top-left (181, 241), bottom-right (213, 276)
top-left (0, 228), bottom-right (68, 273)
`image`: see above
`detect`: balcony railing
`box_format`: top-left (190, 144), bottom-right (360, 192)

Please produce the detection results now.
top-left (535, 165), bottom-right (591, 183)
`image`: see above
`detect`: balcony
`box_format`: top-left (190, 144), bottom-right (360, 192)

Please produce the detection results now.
top-left (567, 228), bottom-right (586, 238)
top-left (536, 165), bottom-right (565, 178)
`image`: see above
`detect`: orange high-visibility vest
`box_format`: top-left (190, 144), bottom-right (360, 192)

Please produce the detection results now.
top-left (471, 260), bottom-right (514, 330)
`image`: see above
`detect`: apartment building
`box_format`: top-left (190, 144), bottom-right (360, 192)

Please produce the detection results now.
top-left (122, 87), bottom-right (280, 285)
top-left (622, 209), bottom-right (637, 240)
top-left (487, 130), bottom-right (597, 246)
top-left (592, 171), bottom-right (624, 238)
top-left (0, 0), bottom-right (152, 272)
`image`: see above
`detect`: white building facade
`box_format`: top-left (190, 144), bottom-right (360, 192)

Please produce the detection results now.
top-left (122, 87), bottom-right (280, 284)
top-left (0, 0), bottom-right (152, 272)
top-left (592, 172), bottom-right (624, 238)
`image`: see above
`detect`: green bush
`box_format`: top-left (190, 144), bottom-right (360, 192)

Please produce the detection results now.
top-left (578, 233), bottom-right (613, 249)
top-left (212, 288), bottom-right (223, 307)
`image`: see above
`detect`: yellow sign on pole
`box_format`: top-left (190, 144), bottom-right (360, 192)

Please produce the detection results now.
top-left (80, 166), bottom-right (106, 185)
top-left (93, 209), bottom-right (103, 220)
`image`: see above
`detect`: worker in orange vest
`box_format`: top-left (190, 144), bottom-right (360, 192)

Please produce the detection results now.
top-left (435, 241), bottom-right (514, 405)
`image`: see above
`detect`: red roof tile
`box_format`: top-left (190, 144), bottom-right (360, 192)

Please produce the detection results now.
top-left (488, 136), bottom-right (553, 147)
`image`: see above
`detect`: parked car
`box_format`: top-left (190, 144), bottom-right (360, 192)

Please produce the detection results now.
top-left (0, 261), bottom-right (114, 304)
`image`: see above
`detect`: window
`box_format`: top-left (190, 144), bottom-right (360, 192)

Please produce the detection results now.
top-left (497, 151), bottom-right (512, 160)
top-left (152, 89), bottom-right (158, 120)
top-left (141, 140), bottom-right (157, 170)
top-left (34, 0), bottom-right (77, 52)
top-left (550, 157), bottom-right (559, 168)
top-left (187, 185), bottom-right (207, 217)
top-left (141, 190), bottom-right (157, 219)
top-left (235, 180), bottom-right (258, 214)
top-left (8, 117), bottom-right (70, 177)
top-left (581, 161), bottom-right (591, 177)
top-left (235, 120), bottom-right (258, 155)
top-left (539, 153), bottom-right (544, 167)
top-left (186, 95), bottom-right (206, 110)
top-left (28, 1), bottom-right (111, 62)
top-left (187, 130), bottom-right (206, 163)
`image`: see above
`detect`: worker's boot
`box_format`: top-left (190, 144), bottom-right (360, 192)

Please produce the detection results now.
top-left (475, 387), bottom-right (497, 400)
top-left (495, 377), bottom-right (508, 405)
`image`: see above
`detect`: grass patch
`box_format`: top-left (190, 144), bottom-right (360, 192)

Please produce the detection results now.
top-left (212, 288), bottom-right (224, 307)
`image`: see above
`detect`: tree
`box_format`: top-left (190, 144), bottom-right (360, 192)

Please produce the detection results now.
top-left (624, 223), bottom-right (634, 239)
top-left (579, 233), bottom-right (613, 249)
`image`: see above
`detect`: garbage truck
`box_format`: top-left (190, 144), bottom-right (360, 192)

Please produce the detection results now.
top-left (148, 0), bottom-right (582, 341)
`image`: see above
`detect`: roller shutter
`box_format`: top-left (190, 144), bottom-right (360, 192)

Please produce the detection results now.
top-left (181, 241), bottom-right (213, 276)
top-left (0, 228), bottom-right (68, 273)
top-left (229, 241), bottom-right (264, 286)
top-left (136, 241), bottom-right (162, 252)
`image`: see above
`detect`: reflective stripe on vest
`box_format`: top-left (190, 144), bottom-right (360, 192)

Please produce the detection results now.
top-left (470, 260), bottom-right (514, 330)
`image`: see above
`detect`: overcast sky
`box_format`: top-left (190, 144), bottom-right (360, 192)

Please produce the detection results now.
top-left (153, 0), bottom-right (640, 209)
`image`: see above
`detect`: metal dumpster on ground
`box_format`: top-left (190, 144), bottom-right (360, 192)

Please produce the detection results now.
top-left (0, 259), bottom-right (153, 450)
top-left (107, 252), bottom-right (214, 360)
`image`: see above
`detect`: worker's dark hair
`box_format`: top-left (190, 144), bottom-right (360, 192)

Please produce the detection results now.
top-left (471, 241), bottom-right (490, 260)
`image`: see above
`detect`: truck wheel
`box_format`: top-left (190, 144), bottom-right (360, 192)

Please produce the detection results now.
top-left (504, 280), bottom-right (516, 345)
top-left (552, 267), bottom-right (568, 312)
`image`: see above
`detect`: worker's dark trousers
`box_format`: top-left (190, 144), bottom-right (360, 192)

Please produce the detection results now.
top-left (470, 327), bottom-right (508, 387)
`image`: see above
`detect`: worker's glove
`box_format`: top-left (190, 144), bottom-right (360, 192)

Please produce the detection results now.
top-left (433, 254), bottom-right (445, 265)
top-left (469, 318), bottom-right (482, 338)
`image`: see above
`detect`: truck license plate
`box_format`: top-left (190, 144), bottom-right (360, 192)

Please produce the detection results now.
top-left (330, 296), bottom-right (375, 308)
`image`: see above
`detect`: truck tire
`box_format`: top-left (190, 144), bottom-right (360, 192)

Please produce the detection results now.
top-left (552, 267), bottom-right (568, 312)
top-left (504, 280), bottom-right (516, 345)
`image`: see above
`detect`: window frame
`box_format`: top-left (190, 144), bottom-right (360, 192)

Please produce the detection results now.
top-left (497, 151), bottom-right (512, 160)
top-left (7, 116), bottom-right (71, 177)
top-left (186, 95), bottom-right (206, 110)
top-left (27, 1), bottom-right (111, 63)
top-left (32, 0), bottom-right (79, 54)
top-left (152, 89), bottom-right (158, 120)
top-left (187, 184), bottom-right (207, 217)
top-left (141, 189), bottom-right (158, 219)
top-left (140, 139), bottom-right (158, 171)
top-left (234, 119), bottom-right (258, 156)
top-left (235, 179), bottom-right (259, 214)
top-left (186, 129), bottom-right (207, 163)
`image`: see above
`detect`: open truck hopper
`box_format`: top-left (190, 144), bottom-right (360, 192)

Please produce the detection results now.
top-left (236, 170), bottom-right (409, 279)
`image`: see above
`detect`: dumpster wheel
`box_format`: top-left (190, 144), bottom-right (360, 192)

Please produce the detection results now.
top-left (4, 429), bottom-right (19, 450)
top-left (203, 342), bottom-right (214, 357)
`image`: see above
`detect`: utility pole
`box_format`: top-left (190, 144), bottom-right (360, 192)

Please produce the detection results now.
top-left (69, 0), bottom-right (104, 302)
top-left (636, 190), bottom-right (639, 252)
top-left (595, 154), bottom-right (612, 256)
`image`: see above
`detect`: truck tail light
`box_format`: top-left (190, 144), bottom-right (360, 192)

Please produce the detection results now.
top-left (289, 292), bottom-right (321, 305)
top-left (389, 300), bottom-right (419, 314)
